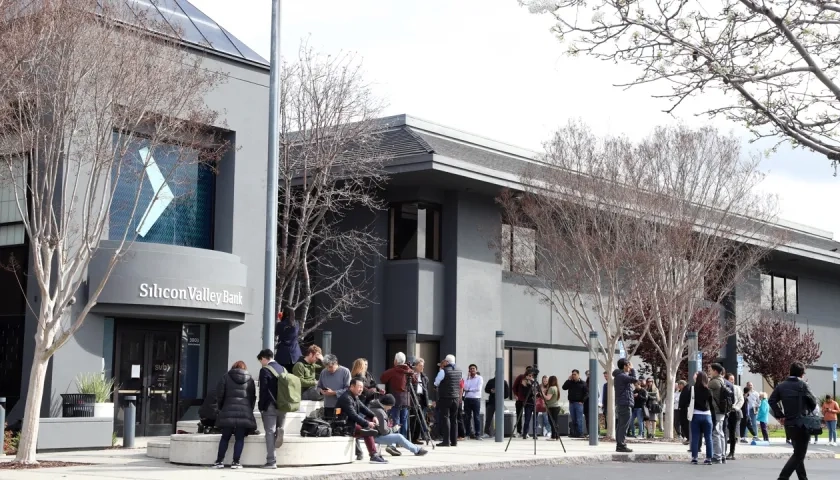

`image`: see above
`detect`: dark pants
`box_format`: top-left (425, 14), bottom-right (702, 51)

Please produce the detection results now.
top-left (522, 403), bottom-right (535, 437)
top-left (216, 426), bottom-right (246, 464)
top-left (515, 400), bottom-right (524, 433)
top-left (673, 409), bottom-right (681, 438)
top-left (583, 400), bottom-right (590, 435)
top-left (548, 406), bottom-right (562, 439)
top-left (484, 401), bottom-right (496, 436)
top-left (438, 398), bottom-right (459, 446)
top-left (740, 413), bottom-right (757, 438)
top-left (463, 398), bottom-right (481, 437)
top-left (727, 411), bottom-right (740, 456)
top-left (779, 425), bottom-right (809, 480)
top-left (615, 405), bottom-right (632, 448)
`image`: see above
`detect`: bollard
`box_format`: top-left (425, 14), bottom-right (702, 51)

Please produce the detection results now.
top-left (495, 331), bottom-right (505, 443)
top-left (124, 396), bottom-right (136, 448)
top-left (322, 331), bottom-right (332, 356)
top-left (406, 330), bottom-right (417, 364)
top-left (0, 397), bottom-right (6, 457)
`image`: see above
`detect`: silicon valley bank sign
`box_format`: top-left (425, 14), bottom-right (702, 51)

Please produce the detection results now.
top-left (139, 283), bottom-right (244, 307)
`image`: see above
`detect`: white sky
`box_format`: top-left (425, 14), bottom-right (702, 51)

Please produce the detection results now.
top-left (192, 0), bottom-right (840, 240)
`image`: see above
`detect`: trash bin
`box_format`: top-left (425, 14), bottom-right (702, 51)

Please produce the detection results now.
top-left (504, 411), bottom-right (515, 437)
top-left (61, 394), bottom-right (95, 418)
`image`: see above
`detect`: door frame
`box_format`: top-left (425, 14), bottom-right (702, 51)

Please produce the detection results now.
top-left (113, 319), bottom-right (182, 437)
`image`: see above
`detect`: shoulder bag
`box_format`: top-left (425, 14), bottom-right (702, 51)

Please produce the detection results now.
top-left (799, 383), bottom-right (822, 436)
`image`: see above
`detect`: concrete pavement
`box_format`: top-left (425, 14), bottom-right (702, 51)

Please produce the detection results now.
top-left (0, 436), bottom-right (836, 480)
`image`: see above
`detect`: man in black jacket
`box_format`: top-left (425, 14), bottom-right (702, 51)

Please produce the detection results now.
top-left (338, 378), bottom-right (386, 464)
top-left (769, 361), bottom-right (818, 480)
top-left (484, 375), bottom-right (510, 437)
top-left (257, 349), bottom-right (286, 469)
top-left (563, 369), bottom-right (587, 437)
top-left (433, 354), bottom-right (462, 447)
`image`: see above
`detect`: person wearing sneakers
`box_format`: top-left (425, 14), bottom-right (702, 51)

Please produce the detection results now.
top-left (370, 394), bottom-right (429, 457)
top-left (338, 377), bottom-right (386, 464)
top-left (821, 395), bottom-right (838, 446)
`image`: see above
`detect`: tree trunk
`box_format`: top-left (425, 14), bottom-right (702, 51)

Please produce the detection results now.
top-left (661, 361), bottom-right (677, 440)
top-left (606, 376), bottom-right (615, 439)
top-left (14, 346), bottom-right (50, 464)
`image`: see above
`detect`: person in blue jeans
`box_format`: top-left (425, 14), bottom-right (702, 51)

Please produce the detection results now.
top-left (687, 372), bottom-right (716, 464)
top-left (370, 395), bottom-right (429, 456)
top-left (631, 380), bottom-right (648, 438)
top-left (563, 370), bottom-right (587, 437)
top-left (822, 395), bottom-right (839, 446)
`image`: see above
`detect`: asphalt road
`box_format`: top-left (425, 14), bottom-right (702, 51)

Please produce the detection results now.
top-left (398, 458), bottom-right (839, 479)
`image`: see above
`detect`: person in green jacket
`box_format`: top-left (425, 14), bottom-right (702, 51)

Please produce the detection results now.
top-left (292, 345), bottom-right (325, 401)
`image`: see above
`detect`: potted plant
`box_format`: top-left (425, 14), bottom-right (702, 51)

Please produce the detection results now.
top-left (76, 372), bottom-right (116, 418)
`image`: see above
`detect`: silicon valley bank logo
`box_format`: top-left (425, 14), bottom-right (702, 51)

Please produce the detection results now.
top-left (135, 147), bottom-right (174, 237)
top-left (139, 283), bottom-right (244, 307)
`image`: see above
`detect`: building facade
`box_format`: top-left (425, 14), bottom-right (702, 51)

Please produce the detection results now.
top-left (324, 114), bottom-right (840, 400)
top-left (1, 4), bottom-right (270, 438)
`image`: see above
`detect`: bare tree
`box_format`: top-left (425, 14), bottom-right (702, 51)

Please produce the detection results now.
top-left (0, 1), bottom-right (223, 463)
top-left (521, 0), bottom-right (840, 165)
top-left (276, 46), bottom-right (387, 340)
top-left (497, 121), bottom-right (659, 439)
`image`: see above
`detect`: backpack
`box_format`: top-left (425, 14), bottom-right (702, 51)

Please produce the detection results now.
top-left (300, 417), bottom-right (332, 437)
top-left (266, 365), bottom-right (301, 413)
top-left (719, 379), bottom-right (735, 413)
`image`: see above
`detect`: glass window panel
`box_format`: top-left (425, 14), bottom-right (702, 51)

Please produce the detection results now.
top-left (122, 0), bottom-right (180, 37)
top-left (173, 0), bottom-right (244, 58)
top-left (0, 224), bottom-right (25, 247)
top-left (152, 0), bottom-right (212, 48)
top-left (109, 134), bottom-right (214, 249)
top-left (760, 274), bottom-right (772, 310)
top-left (772, 275), bottom-right (786, 311)
top-left (511, 348), bottom-right (536, 384)
top-left (390, 204), bottom-right (418, 260)
top-left (786, 278), bottom-right (798, 314)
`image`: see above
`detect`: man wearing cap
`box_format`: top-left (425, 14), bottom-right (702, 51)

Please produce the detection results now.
top-left (369, 394), bottom-right (429, 456)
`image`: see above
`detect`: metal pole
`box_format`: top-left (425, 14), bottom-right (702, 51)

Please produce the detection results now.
top-left (322, 331), bottom-right (332, 356)
top-left (262, 0), bottom-right (282, 350)
top-left (687, 332), bottom-right (698, 387)
top-left (124, 396), bottom-right (136, 449)
top-left (588, 332), bottom-right (599, 446)
top-left (495, 331), bottom-right (505, 443)
top-left (0, 397), bottom-right (6, 457)
top-left (406, 330), bottom-right (417, 363)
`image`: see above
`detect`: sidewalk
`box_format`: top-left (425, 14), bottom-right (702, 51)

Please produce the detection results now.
top-left (1, 436), bottom-right (836, 480)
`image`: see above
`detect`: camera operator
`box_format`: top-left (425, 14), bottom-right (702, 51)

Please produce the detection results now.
top-left (380, 352), bottom-right (413, 438)
top-left (411, 358), bottom-right (431, 444)
top-left (516, 367), bottom-right (538, 439)
top-left (513, 366), bottom-right (535, 436)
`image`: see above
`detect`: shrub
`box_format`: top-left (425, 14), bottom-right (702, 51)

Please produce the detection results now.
top-left (75, 372), bottom-right (116, 403)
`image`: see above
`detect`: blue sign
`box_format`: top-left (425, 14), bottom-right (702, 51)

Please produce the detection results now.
top-left (737, 354), bottom-right (744, 375)
top-left (618, 341), bottom-right (626, 359)
top-left (697, 352), bottom-right (703, 372)
top-left (833, 364), bottom-right (838, 382)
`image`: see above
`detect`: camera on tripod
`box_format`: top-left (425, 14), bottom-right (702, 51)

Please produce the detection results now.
top-left (528, 364), bottom-right (539, 377)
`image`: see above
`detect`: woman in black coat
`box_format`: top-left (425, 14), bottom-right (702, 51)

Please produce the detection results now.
top-left (213, 361), bottom-right (257, 469)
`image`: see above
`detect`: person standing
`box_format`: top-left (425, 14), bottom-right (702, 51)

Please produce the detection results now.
top-left (462, 364), bottom-right (483, 440)
top-left (741, 382), bottom-right (760, 442)
top-left (613, 359), bottom-right (637, 453)
top-left (684, 371), bottom-right (715, 465)
top-left (351, 358), bottom-right (383, 405)
top-left (274, 310), bottom-right (301, 372)
top-left (483, 374), bottom-right (510, 438)
top-left (545, 376), bottom-right (561, 441)
top-left (631, 380), bottom-right (648, 438)
top-left (644, 378), bottom-right (660, 438)
top-left (434, 355), bottom-right (462, 447)
top-left (724, 373), bottom-right (744, 460)
top-left (212, 361), bottom-right (257, 469)
top-left (708, 363), bottom-right (728, 463)
top-left (769, 362), bottom-right (818, 480)
top-left (563, 369), bottom-right (587, 438)
top-left (256, 349), bottom-right (287, 469)
top-left (757, 391), bottom-right (770, 441)
top-left (600, 371), bottom-right (609, 431)
top-left (410, 358), bottom-right (431, 444)
top-left (380, 352), bottom-right (414, 437)
top-left (674, 380), bottom-right (686, 439)
top-left (512, 366), bottom-right (534, 435)
top-left (821, 395), bottom-right (838, 446)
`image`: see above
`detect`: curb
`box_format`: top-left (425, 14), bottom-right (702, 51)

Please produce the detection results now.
top-left (291, 451), bottom-right (837, 479)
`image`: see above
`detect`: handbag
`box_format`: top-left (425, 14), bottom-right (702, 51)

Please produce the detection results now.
top-left (798, 384), bottom-right (822, 436)
top-left (536, 396), bottom-right (546, 413)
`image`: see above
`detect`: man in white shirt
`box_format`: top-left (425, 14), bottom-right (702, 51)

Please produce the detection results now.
top-left (463, 364), bottom-right (484, 440)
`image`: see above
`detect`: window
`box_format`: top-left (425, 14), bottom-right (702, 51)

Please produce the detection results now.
top-left (109, 134), bottom-right (215, 249)
top-left (0, 158), bottom-right (26, 246)
top-left (177, 323), bottom-right (207, 422)
top-left (506, 347), bottom-right (537, 399)
top-left (501, 223), bottom-right (536, 275)
top-left (760, 273), bottom-right (798, 313)
top-left (388, 202), bottom-right (441, 261)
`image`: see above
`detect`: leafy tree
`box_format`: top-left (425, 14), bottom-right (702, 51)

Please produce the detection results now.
top-left (738, 313), bottom-right (822, 388)
top-left (521, 0), bottom-right (840, 165)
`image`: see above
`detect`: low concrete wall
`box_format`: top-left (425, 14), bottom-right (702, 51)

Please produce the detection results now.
top-left (37, 417), bottom-right (113, 451)
top-left (167, 433), bottom-right (354, 467)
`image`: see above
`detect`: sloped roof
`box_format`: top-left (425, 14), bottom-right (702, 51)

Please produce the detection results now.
top-left (113, 0), bottom-right (267, 67)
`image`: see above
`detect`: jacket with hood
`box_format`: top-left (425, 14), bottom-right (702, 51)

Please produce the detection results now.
top-left (380, 364), bottom-right (414, 407)
top-left (215, 368), bottom-right (257, 430)
top-left (368, 399), bottom-right (399, 436)
top-left (757, 398), bottom-right (770, 423)
top-left (292, 356), bottom-right (323, 390)
top-left (612, 368), bottom-right (637, 407)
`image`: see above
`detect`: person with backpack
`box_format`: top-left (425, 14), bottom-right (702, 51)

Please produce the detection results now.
top-left (708, 363), bottom-right (732, 464)
top-left (257, 349), bottom-right (298, 469)
top-left (212, 361), bottom-right (257, 469)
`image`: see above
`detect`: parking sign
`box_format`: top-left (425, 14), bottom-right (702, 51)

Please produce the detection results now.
top-left (833, 364), bottom-right (837, 382)
top-left (737, 354), bottom-right (744, 375)
top-left (618, 341), bottom-right (626, 359)
top-left (697, 352), bottom-right (703, 372)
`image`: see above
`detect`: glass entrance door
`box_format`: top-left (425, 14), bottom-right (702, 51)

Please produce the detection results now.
top-left (115, 326), bottom-right (180, 437)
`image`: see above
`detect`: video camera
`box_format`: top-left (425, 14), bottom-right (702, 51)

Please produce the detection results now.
top-left (529, 364), bottom-right (539, 377)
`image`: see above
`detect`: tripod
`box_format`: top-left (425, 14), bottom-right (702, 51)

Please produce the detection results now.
top-left (405, 373), bottom-right (435, 449)
top-left (505, 381), bottom-right (566, 455)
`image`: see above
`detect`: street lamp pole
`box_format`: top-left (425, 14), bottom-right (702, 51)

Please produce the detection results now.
top-left (495, 331), bottom-right (505, 443)
top-left (262, 0), bottom-right (282, 350)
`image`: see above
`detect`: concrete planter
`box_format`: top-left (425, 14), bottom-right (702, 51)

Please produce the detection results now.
top-left (93, 402), bottom-right (114, 418)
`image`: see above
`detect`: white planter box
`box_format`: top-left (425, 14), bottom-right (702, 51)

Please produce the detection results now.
top-left (93, 403), bottom-right (114, 418)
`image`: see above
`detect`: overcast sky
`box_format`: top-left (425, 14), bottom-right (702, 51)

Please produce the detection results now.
top-left (191, 0), bottom-right (840, 239)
